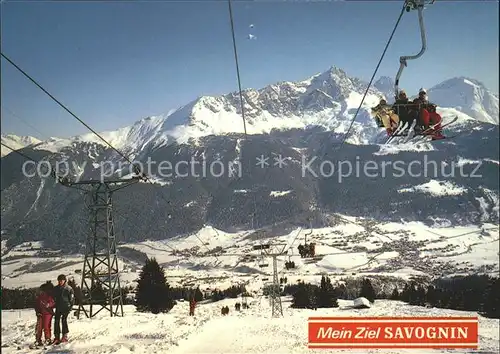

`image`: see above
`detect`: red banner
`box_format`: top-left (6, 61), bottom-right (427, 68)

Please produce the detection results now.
top-left (308, 317), bottom-right (478, 349)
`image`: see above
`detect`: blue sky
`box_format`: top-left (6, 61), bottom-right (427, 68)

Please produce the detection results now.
top-left (1, 0), bottom-right (498, 139)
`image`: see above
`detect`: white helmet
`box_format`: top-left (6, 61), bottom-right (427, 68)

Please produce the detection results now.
top-left (419, 88), bottom-right (427, 94)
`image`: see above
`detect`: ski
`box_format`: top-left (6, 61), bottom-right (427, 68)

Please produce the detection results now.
top-left (24, 340), bottom-right (62, 351)
top-left (23, 343), bottom-right (49, 351)
top-left (408, 130), bottom-right (463, 144)
top-left (389, 116), bottom-right (459, 144)
top-left (393, 121), bottom-right (409, 143)
top-left (426, 132), bottom-right (463, 142)
top-left (384, 122), bottom-right (399, 144)
top-left (418, 115), bottom-right (459, 137)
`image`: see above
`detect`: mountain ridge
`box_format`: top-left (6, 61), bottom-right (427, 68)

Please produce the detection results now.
top-left (1, 122), bottom-right (498, 250)
top-left (1, 134), bottom-right (42, 157)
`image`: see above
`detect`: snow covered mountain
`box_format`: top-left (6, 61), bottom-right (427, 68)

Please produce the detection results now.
top-left (28, 68), bottom-right (498, 159)
top-left (374, 76), bottom-right (396, 102)
top-left (30, 66), bottom-right (384, 157)
top-left (0, 134), bottom-right (41, 157)
top-left (2, 222), bottom-right (499, 353)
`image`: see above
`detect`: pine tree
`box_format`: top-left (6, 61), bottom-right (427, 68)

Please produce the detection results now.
top-left (400, 283), bottom-right (410, 302)
top-left (135, 257), bottom-right (174, 314)
top-left (416, 285), bottom-right (427, 306)
top-left (317, 276), bottom-right (339, 308)
top-left (448, 290), bottom-right (462, 309)
top-left (439, 289), bottom-right (451, 308)
top-left (434, 287), bottom-right (443, 307)
top-left (211, 290), bottom-right (224, 302)
top-left (359, 278), bottom-right (376, 303)
top-left (194, 286), bottom-right (203, 302)
top-left (426, 285), bottom-right (436, 306)
top-left (408, 283), bottom-right (420, 305)
top-left (463, 288), bottom-right (476, 311)
top-left (291, 282), bottom-right (312, 308)
top-left (334, 283), bottom-right (347, 299)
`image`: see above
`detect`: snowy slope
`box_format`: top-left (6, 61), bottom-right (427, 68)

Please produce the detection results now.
top-left (0, 134), bottom-right (41, 157)
top-left (373, 76), bottom-right (396, 102)
top-left (2, 222), bottom-right (499, 350)
top-left (427, 77), bottom-right (499, 124)
top-left (2, 218), bottom-right (498, 289)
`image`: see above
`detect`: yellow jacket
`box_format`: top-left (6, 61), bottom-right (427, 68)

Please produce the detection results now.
top-left (372, 104), bottom-right (400, 129)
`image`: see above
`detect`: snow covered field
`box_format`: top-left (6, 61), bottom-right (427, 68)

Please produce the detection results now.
top-left (2, 299), bottom-right (498, 354)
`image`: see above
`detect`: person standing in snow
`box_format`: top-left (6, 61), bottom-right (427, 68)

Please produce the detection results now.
top-left (53, 274), bottom-right (74, 344)
top-left (33, 282), bottom-right (56, 347)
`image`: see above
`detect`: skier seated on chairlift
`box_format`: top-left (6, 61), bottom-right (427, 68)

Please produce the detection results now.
top-left (371, 98), bottom-right (400, 136)
top-left (412, 88), bottom-right (445, 140)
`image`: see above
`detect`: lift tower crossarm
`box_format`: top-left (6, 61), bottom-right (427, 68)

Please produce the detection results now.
top-left (59, 176), bottom-right (142, 193)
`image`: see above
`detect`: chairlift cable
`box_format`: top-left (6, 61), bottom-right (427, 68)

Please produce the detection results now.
top-left (1, 54), bottom-right (219, 264)
top-left (0, 53), bottom-right (140, 174)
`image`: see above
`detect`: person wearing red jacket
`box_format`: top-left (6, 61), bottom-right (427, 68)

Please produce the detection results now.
top-left (34, 282), bottom-right (55, 347)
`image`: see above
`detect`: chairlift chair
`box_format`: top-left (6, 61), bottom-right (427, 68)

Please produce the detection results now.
top-left (258, 261), bottom-right (269, 268)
